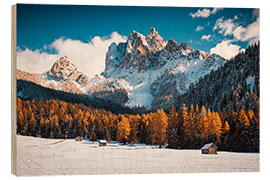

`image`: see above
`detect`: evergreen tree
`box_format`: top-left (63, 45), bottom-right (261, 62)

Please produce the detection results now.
top-left (179, 104), bottom-right (189, 148)
top-left (167, 105), bottom-right (180, 148)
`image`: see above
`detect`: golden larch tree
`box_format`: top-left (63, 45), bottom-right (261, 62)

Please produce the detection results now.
top-left (116, 115), bottom-right (131, 144)
top-left (213, 112), bottom-right (223, 142)
top-left (151, 109), bottom-right (168, 148)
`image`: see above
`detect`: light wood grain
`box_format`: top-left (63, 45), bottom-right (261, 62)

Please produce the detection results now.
top-left (11, 4), bottom-right (17, 176)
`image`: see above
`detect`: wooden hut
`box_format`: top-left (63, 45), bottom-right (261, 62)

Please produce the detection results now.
top-left (201, 143), bottom-right (218, 154)
top-left (99, 140), bottom-right (107, 146)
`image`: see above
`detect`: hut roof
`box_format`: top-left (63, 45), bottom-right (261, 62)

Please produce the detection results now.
top-left (99, 140), bottom-right (107, 143)
top-left (201, 143), bottom-right (218, 150)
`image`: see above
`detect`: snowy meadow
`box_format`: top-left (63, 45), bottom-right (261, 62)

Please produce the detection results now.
top-left (17, 135), bottom-right (259, 176)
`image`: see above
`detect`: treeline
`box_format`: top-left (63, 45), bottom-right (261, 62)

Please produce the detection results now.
top-left (17, 97), bottom-right (259, 152)
top-left (17, 79), bottom-right (147, 115)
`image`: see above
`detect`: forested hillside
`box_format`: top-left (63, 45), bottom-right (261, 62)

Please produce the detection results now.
top-left (176, 43), bottom-right (259, 113)
top-left (17, 79), bottom-right (146, 115)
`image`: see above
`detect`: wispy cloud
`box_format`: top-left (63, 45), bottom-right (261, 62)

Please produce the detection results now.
top-left (190, 8), bottom-right (223, 18)
top-left (195, 22), bottom-right (210, 32)
top-left (196, 25), bottom-right (204, 32)
top-left (201, 34), bottom-right (211, 41)
top-left (213, 16), bottom-right (238, 36)
top-left (188, 39), bottom-right (201, 45)
top-left (17, 32), bottom-right (127, 77)
top-left (211, 8), bottom-right (223, 15)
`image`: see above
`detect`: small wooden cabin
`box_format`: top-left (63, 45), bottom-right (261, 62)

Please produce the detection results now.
top-left (75, 136), bottom-right (82, 141)
top-left (99, 140), bottom-right (107, 146)
top-left (201, 143), bottom-right (218, 154)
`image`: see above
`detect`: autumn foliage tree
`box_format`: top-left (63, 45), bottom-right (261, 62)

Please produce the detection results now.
top-left (116, 115), bottom-right (131, 144)
top-left (150, 109), bottom-right (168, 148)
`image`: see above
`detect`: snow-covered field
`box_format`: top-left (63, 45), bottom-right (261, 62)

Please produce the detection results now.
top-left (16, 135), bottom-right (259, 176)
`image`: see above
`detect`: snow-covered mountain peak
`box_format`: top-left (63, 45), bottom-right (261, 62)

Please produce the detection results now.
top-left (104, 28), bottom-right (168, 76)
top-left (149, 27), bottom-right (158, 36)
top-left (52, 56), bottom-right (77, 72)
top-left (125, 27), bottom-right (166, 54)
top-left (127, 30), bottom-right (147, 47)
top-left (20, 56), bottom-right (129, 105)
top-left (45, 56), bottom-right (78, 81)
top-left (103, 28), bottom-right (227, 109)
top-left (165, 39), bottom-right (180, 53)
top-left (146, 27), bottom-right (166, 52)
top-left (178, 42), bottom-right (194, 56)
top-left (180, 42), bottom-right (193, 51)
top-left (40, 56), bottom-right (90, 94)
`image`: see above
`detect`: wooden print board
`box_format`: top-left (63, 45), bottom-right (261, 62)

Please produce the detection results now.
top-left (11, 4), bottom-right (260, 176)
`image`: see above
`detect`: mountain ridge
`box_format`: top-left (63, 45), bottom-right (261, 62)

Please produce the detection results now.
top-left (17, 27), bottom-right (227, 110)
top-left (103, 28), bottom-right (226, 109)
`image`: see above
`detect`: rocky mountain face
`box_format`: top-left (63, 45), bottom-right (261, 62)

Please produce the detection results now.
top-left (44, 56), bottom-right (89, 86)
top-left (17, 27), bottom-right (227, 110)
top-left (41, 56), bottom-right (91, 94)
top-left (104, 28), bottom-right (166, 76)
top-left (103, 28), bottom-right (226, 110)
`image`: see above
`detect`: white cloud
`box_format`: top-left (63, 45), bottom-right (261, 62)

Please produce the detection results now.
top-left (17, 32), bottom-right (127, 78)
top-left (240, 18), bottom-right (260, 45)
top-left (210, 40), bottom-right (245, 60)
top-left (190, 8), bottom-right (223, 18)
top-left (211, 8), bottom-right (223, 15)
top-left (195, 22), bottom-right (210, 32)
top-left (213, 16), bottom-right (237, 36)
top-left (196, 25), bottom-right (204, 32)
top-left (201, 34), bottom-right (211, 41)
top-left (213, 16), bottom-right (260, 45)
top-left (17, 48), bottom-right (59, 74)
top-left (232, 26), bottom-right (245, 40)
top-left (190, 9), bottom-right (211, 18)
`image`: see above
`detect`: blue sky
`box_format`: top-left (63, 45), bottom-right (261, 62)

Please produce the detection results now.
top-left (16, 4), bottom-right (259, 76)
